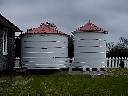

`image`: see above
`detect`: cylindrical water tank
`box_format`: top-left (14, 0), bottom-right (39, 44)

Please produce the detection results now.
top-left (73, 21), bottom-right (108, 69)
top-left (21, 22), bottom-right (68, 69)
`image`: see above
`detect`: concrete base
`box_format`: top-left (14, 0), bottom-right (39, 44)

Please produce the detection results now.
top-left (82, 68), bottom-right (106, 71)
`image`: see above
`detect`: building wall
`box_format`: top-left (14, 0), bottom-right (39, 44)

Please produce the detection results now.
top-left (21, 34), bottom-right (68, 69)
top-left (0, 28), bottom-right (15, 71)
top-left (74, 32), bottom-right (107, 69)
top-left (0, 29), bottom-right (4, 71)
top-left (6, 30), bottom-right (15, 71)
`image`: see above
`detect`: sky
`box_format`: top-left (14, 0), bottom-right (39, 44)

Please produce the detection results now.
top-left (0, 0), bottom-right (128, 43)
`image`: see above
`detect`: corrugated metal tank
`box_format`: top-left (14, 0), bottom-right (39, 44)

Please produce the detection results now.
top-left (73, 21), bottom-right (108, 70)
top-left (21, 22), bottom-right (68, 69)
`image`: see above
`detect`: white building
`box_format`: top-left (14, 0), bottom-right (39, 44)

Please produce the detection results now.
top-left (73, 21), bottom-right (108, 71)
top-left (21, 22), bottom-right (68, 70)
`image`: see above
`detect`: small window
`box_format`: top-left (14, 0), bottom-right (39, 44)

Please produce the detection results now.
top-left (3, 30), bottom-right (7, 55)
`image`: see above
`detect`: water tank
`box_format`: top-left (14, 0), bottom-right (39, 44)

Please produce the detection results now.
top-left (21, 22), bottom-right (68, 69)
top-left (73, 21), bottom-right (108, 70)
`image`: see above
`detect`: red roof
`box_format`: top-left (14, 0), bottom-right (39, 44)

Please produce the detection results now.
top-left (76, 20), bottom-right (107, 33)
top-left (25, 22), bottom-right (67, 35)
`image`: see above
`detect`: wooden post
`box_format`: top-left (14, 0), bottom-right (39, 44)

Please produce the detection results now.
top-left (69, 58), bottom-right (73, 72)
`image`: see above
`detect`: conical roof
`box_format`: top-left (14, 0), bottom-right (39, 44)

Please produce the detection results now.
top-left (75, 20), bottom-right (107, 33)
top-left (25, 22), bottom-right (67, 35)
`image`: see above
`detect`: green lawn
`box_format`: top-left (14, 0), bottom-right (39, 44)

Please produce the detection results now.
top-left (0, 69), bottom-right (128, 96)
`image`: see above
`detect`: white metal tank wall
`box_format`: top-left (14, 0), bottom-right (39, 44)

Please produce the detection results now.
top-left (21, 34), bottom-right (68, 69)
top-left (74, 32), bottom-right (106, 69)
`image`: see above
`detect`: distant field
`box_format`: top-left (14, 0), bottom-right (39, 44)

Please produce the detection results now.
top-left (0, 69), bottom-right (128, 96)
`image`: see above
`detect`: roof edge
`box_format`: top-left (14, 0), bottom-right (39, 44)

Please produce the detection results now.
top-left (21, 32), bottom-right (69, 37)
top-left (73, 30), bottom-right (108, 34)
top-left (0, 14), bottom-right (22, 32)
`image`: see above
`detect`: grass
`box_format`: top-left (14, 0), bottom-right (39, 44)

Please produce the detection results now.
top-left (107, 68), bottom-right (128, 76)
top-left (0, 69), bottom-right (128, 96)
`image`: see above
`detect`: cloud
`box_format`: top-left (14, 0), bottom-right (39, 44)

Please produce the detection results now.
top-left (0, 0), bottom-right (128, 43)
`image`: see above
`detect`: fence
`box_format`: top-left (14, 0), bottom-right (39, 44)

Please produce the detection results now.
top-left (107, 57), bottom-right (128, 68)
top-left (14, 57), bottom-right (128, 69)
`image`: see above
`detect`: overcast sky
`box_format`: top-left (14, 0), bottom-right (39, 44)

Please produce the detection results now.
top-left (0, 0), bottom-right (128, 43)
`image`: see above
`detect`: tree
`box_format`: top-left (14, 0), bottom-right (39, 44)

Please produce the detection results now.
top-left (68, 35), bottom-right (74, 58)
top-left (106, 37), bottom-right (128, 58)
